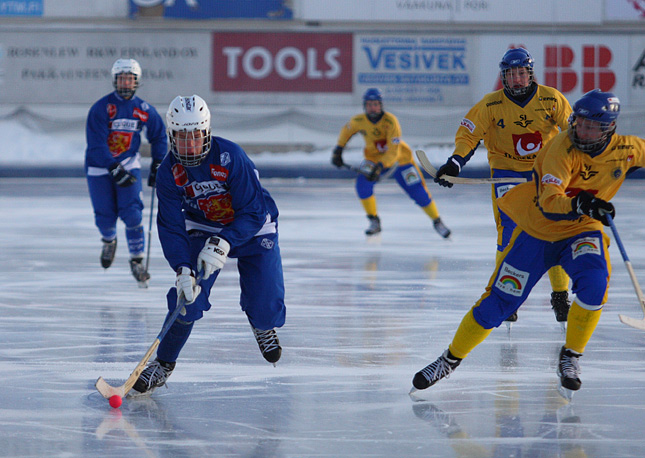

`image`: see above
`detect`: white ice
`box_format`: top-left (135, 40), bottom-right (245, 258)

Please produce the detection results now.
top-left (1, 176), bottom-right (645, 457)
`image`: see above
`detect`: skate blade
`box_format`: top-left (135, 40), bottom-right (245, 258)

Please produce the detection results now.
top-left (137, 280), bottom-right (149, 289)
top-left (125, 387), bottom-right (156, 399)
top-left (559, 322), bottom-right (567, 332)
top-left (557, 384), bottom-right (575, 402)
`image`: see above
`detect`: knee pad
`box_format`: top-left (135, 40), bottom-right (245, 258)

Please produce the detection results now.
top-left (573, 268), bottom-right (608, 306)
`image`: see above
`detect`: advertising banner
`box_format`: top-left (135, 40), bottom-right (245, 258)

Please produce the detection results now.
top-left (129, 0), bottom-right (292, 20)
top-left (605, 0), bottom-right (645, 20)
top-left (0, 0), bottom-right (42, 16)
top-left (211, 32), bottom-right (353, 92)
top-left (0, 31), bottom-right (210, 105)
top-left (630, 36), bottom-right (645, 105)
top-left (299, 0), bottom-right (601, 24)
top-left (355, 35), bottom-right (472, 106)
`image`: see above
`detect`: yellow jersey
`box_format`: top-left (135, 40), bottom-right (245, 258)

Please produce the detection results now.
top-left (454, 86), bottom-right (571, 172)
top-left (499, 131), bottom-right (645, 242)
top-left (336, 112), bottom-right (407, 168)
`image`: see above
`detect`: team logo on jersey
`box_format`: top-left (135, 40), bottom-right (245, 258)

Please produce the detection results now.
top-left (210, 165), bottom-right (229, 182)
top-left (612, 168), bottom-right (623, 179)
top-left (374, 139), bottom-right (388, 153)
top-left (107, 103), bottom-right (116, 119)
top-left (495, 262), bottom-right (528, 297)
top-left (513, 114), bottom-right (534, 128)
top-left (107, 132), bottom-right (133, 157)
top-left (571, 237), bottom-right (601, 260)
top-left (541, 173), bottom-right (562, 186)
top-left (260, 238), bottom-right (274, 249)
top-left (198, 193), bottom-right (235, 224)
top-left (172, 164), bottom-right (188, 186)
top-left (220, 152), bottom-right (231, 167)
top-left (133, 107), bottom-right (149, 123)
top-left (512, 132), bottom-right (542, 156)
top-left (580, 164), bottom-right (599, 180)
top-left (460, 117), bottom-right (475, 133)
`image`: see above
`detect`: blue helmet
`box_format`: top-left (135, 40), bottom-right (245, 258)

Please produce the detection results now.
top-left (568, 89), bottom-right (620, 155)
top-left (363, 88), bottom-right (383, 103)
top-left (499, 48), bottom-right (535, 96)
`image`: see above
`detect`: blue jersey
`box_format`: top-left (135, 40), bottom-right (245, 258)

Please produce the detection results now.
top-left (156, 136), bottom-right (279, 272)
top-left (85, 92), bottom-right (167, 171)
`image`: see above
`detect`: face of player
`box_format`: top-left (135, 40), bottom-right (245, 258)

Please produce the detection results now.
top-left (504, 67), bottom-right (530, 91)
top-left (115, 73), bottom-right (136, 98)
top-left (175, 130), bottom-right (205, 158)
top-left (575, 118), bottom-right (610, 143)
top-left (364, 100), bottom-right (383, 117)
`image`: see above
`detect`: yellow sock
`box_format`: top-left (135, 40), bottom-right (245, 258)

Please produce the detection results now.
top-left (565, 301), bottom-right (602, 354)
top-left (548, 265), bottom-right (570, 292)
top-left (360, 196), bottom-right (377, 216)
top-left (448, 309), bottom-right (493, 359)
top-left (422, 201), bottom-right (440, 220)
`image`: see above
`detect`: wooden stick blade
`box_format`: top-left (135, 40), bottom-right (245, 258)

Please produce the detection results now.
top-left (95, 376), bottom-right (126, 399)
top-left (618, 314), bottom-right (645, 331)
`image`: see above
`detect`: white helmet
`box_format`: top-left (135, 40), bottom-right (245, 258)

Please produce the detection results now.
top-left (111, 58), bottom-right (142, 99)
top-left (166, 95), bottom-right (212, 167)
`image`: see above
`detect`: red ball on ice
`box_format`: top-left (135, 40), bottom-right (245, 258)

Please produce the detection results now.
top-left (109, 395), bottom-right (122, 409)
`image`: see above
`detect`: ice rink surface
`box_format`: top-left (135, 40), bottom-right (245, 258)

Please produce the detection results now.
top-left (1, 176), bottom-right (645, 457)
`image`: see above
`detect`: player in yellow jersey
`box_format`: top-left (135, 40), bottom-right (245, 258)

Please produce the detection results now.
top-left (332, 88), bottom-right (451, 238)
top-left (412, 90), bottom-right (645, 397)
top-left (434, 48), bottom-right (572, 325)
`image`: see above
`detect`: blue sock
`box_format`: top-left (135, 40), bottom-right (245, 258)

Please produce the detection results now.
top-left (157, 318), bottom-right (193, 363)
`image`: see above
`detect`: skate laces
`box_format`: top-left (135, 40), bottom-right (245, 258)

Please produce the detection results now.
top-left (560, 349), bottom-right (581, 378)
top-left (252, 327), bottom-right (280, 353)
top-left (139, 360), bottom-right (173, 389)
top-left (420, 351), bottom-right (460, 383)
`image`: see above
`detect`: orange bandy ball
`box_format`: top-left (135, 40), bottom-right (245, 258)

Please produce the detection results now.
top-left (109, 395), bottom-right (122, 409)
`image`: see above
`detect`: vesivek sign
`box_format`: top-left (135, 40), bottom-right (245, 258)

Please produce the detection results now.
top-left (363, 46), bottom-right (466, 71)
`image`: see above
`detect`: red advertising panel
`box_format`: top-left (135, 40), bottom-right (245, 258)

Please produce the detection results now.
top-left (212, 32), bottom-right (353, 92)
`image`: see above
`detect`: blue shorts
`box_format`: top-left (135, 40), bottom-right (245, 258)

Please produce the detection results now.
top-left (473, 227), bottom-right (611, 329)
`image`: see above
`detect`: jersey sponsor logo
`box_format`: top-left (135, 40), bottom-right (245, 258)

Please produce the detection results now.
top-left (185, 180), bottom-right (227, 198)
top-left (486, 100), bottom-right (502, 107)
top-left (580, 164), bottom-right (599, 180)
top-left (495, 183), bottom-right (515, 198)
top-left (541, 173), bottom-right (562, 186)
top-left (612, 168), bottom-right (622, 179)
top-left (402, 166), bottom-right (420, 185)
top-left (539, 96), bottom-right (557, 102)
top-left (198, 193), bottom-right (235, 224)
top-left (512, 132), bottom-right (542, 156)
top-left (107, 103), bottom-right (116, 119)
top-left (571, 236), bottom-right (601, 260)
top-left (513, 114), bottom-right (533, 128)
top-left (133, 107), bottom-right (149, 123)
top-left (374, 139), bottom-right (387, 153)
top-left (495, 262), bottom-right (528, 297)
top-left (109, 119), bottom-right (139, 131)
top-left (220, 152), bottom-right (231, 167)
top-left (210, 165), bottom-right (229, 181)
top-left (260, 238), bottom-right (274, 249)
top-left (172, 164), bottom-right (188, 186)
top-left (460, 117), bottom-right (475, 133)
top-left (107, 131), bottom-right (133, 156)
top-left (392, 137), bottom-right (400, 145)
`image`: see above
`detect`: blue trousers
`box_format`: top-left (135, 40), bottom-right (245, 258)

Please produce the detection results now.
top-left (491, 169), bottom-right (534, 252)
top-left (86, 171), bottom-right (144, 256)
top-left (473, 227), bottom-right (611, 329)
top-left (355, 163), bottom-right (432, 207)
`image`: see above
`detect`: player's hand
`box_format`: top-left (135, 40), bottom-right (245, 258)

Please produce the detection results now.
top-left (197, 236), bottom-right (231, 280)
top-left (365, 162), bottom-right (383, 182)
top-left (331, 146), bottom-right (344, 168)
top-left (434, 157), bottom-right (461, 188)
top-left (147, 159), bottom-right (162, 187)
top-left (572, 191), bottom-right (615, 226)
top-left (108, 163), bottom-right (137, 187)
top-left (176, 266), bottom-right (201, 304)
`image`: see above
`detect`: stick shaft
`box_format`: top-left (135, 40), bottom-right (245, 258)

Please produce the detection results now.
top-left (144, 187), bottom-right (155, 273)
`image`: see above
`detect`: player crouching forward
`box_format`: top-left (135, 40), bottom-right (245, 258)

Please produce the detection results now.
top-left (332, 88), bottom-right (450, 238)
top-left (412, 90), bottom-right (645, 398)
top-left (132, 95), bottom-right (286, 396)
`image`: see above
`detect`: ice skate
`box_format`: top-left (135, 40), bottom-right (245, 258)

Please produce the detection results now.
top-left (129, 358), bottom-right (175, 397)
top-left (557, 346), bottom-right (582, 401)
top-left (100, 238), bottom-right (117, 269)
top-left (504, 311), bottom-right (518, 331)
top-left (251, 325), bottom-right (281, 365)
top-left (551, 291), bottom-right (570, 330)
top-left (129, 256), bottom-right (150, 288)
top-left (432, 218), bottom-right (451, 239)
top-left (365, 215), bottom-right (381, 236)
top-left (411, 349), bottom-right (461, 392)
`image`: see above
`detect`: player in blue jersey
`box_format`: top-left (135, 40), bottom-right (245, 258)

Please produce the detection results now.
top-left (85, 58), bottom-right (167, 286)
top-left (131, 95), bottom-right (286, 396)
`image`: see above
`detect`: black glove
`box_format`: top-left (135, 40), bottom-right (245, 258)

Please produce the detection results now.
top-left (148, 159), bottom-right (162, 187)
top-left (572, 191), bottom-right (615, 226)
top-left (331, 146), bottom-right (344, 168)
top-left (434, 157), bottom-right (461, 188)
top-left (366, 162), bottom-right (383, 182)
top-left (108, 163), bottom-right (137, 187)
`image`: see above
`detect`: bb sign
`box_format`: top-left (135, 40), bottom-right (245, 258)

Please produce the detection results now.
top-left (211, 32), bottom-right (352, 92)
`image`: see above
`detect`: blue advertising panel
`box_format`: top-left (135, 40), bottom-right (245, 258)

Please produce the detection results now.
top-left (129, 0), bottom-right (292, 20)
top-left (0, 0), bottom-right (42, 16)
